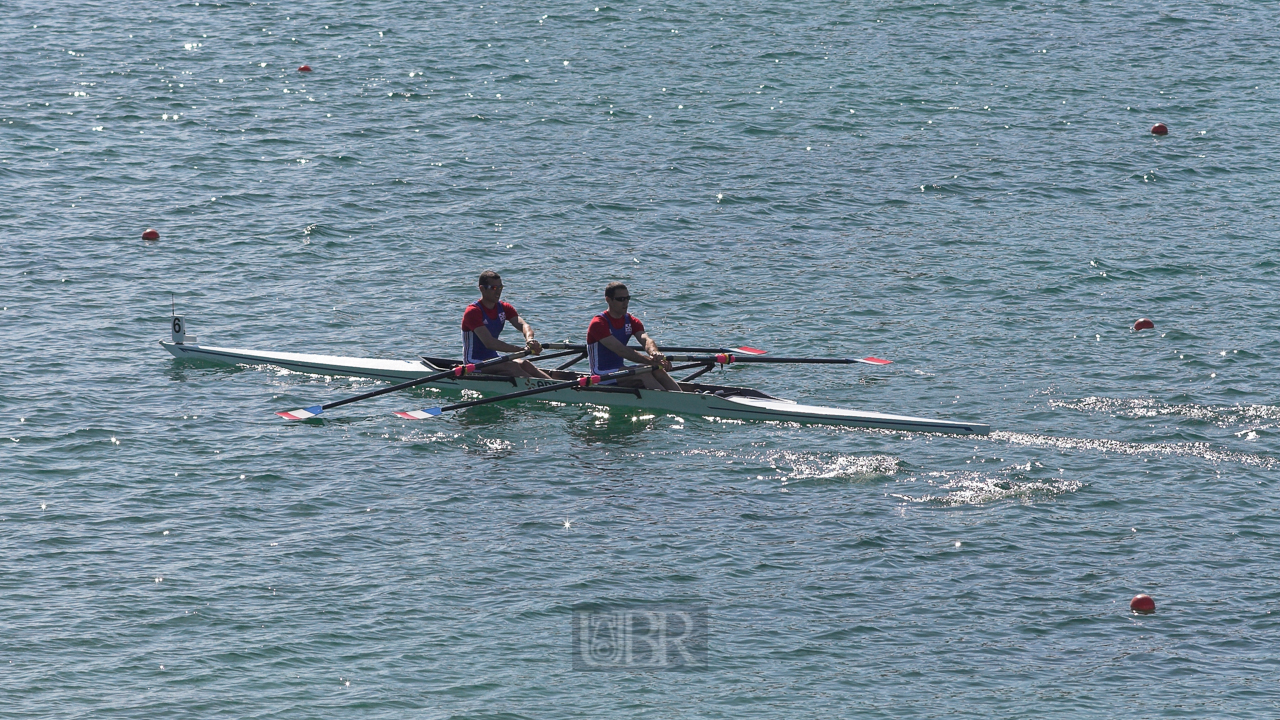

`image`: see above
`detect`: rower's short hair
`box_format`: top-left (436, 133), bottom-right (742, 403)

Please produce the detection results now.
top-left (605, 281), bottom-right (628, 299)
top-left (478, 270), bottom-right (502, 288)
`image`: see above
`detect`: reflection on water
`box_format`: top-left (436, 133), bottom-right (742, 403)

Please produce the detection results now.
top-left (563, 405), bottom-right (678, 446)
top-left (164, 358), bottom-right (246, 382)
top-left (450, 403), bottom-right (515, 429)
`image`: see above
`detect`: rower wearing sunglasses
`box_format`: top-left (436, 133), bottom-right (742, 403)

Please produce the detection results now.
top-left (461, 270), bottom-right (552, 379)
top-left (585, 282), bottom-right (681, 391)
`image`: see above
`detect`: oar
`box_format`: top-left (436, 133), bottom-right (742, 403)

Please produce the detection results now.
top-left (393, 361), bottom-right (708, 419)
top-left (662, 353), bottom-right (892, 366)
top-left (724, 355), bottom-right (891, 366)
top-left (540, 342), bottom-right (887, 364)
top-left (543, 342), bottom-right (767, 355)
top-left (275, 350), bottom-right (530, 420)
top-left (662, 345), bottom-right (767, 355)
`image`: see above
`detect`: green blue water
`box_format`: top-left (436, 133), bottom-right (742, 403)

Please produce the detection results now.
top-left (3, 1), bottom-right (1279, 716)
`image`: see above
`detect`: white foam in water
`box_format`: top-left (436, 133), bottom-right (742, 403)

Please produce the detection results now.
top-left (671, 448), bottom-right (901, 485)
top-left (472, 437), bottom-right (514, 454)
top-left (991, 430), bottom-right (1276, 468)
top-left (772, 451), bottom-right (900, 483)
top-left (1051, 397), bottom-right (1280, 428)
top-left (891, 469), bottom-right (1083, 506)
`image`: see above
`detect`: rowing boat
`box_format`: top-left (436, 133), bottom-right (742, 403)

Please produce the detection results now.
top-left (160, 339), bottom-right (989, 434)
top-left (159, 332), bottom-right (989, 435)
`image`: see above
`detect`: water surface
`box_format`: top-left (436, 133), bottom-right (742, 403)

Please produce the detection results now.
top-left (3, 1), bottom-right (1279, 716)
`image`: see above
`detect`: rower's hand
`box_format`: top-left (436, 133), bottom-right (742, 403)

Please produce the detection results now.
top-left (525, 339), bottom-right (543, 356)
top-left (649, 351), bottom-right (672, 371)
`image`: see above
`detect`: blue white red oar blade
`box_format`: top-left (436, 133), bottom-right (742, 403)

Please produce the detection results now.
top-left (861, 357), bottom-right (892, 365)
top-left (277, 405), bottom-right (324, 420)
top-left (731, 346), bottom-right (767, 355)
top-left (394, 407), bottom-right (443, 420)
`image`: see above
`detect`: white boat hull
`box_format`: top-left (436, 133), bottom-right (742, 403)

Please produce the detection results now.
top-left (160, 340), bottom-right (990, 435)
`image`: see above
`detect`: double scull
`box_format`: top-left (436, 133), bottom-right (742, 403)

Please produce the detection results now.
top-left (159, 322), bottom-right (989, 435)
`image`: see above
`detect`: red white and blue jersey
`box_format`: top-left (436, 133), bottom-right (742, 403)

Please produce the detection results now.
top-left (462, 300), bottom-right (518, 363)
top-left (586, 312), bottom-right (644, 374)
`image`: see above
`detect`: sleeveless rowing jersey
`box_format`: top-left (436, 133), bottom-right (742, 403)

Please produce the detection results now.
top-left (462, 300), bottom-right (518, 363)
top-left (586, 311), bottom-right (644, 374)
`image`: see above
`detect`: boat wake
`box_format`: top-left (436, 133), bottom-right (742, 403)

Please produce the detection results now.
top-left (990, 430), bottom-right (1276, 468)
top-left (671, 448), bottom-right (903, 485)
top-left (662, 442), bottom-right (1098, 504)
top-left (679, 450), bottom-right (1082, 507)
top-left (890, 469), bottom-right (1083, 507)
top-left (771, 452), bottom-right (1076, 506)
top-left (772, 452), bottom-right (901, 485)
top-left (1050, 397), bottom-right (1280, 436)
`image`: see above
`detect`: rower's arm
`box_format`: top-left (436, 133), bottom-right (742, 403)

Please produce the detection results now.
top-left (599, 334), bottom-right (655, 365)
top-left (472, 324), bottom-right (526, 354)
top-left (634, 330), bottom-right (661, 357)
top-left (633, 331), bottom-right (672, 369)
top-left (509, 316), bottom-right (542, 354)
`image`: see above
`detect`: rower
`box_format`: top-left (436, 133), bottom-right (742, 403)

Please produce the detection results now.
top-left (585, 282), bottom-right (681, 391)
top-left (461, 271), bottom-right (551, 379)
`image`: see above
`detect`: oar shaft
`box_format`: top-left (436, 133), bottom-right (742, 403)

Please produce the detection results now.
top-left (437, 364), bottom-right (658, 413)
top-left (726, 356), bottom-right (864, 365)
top-left (544, 342), bottom-right (751, 354)
top-left (662, 354), bottom-right (889, 366)
top-left (656, 346), bottom-right (760, 354)
top-left (395, 361), bottom-right (725, 420)
top-left (525, 349), bottom-right (586, 364)
top-left (544, 342), bottom-right (883, 365)
top-left (321, 350), bottom-right (529, 411)
top-left (436, 379), bottom-right (589, 412)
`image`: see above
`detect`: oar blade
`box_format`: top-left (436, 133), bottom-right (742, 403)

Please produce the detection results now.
top-left (394, 408), bottom-right (443, 420)
top-left (731, 346), bottom-right (767, 355)
top-left (861, 357), bottom-right (892, 365)
top-left (277, 405), bottom-right (324, 420)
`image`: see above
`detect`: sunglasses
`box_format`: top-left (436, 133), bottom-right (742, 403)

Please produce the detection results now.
top-left (609, 295), bottom-right (631, 302)
top-left (482, 284), bottom-right (504, 290)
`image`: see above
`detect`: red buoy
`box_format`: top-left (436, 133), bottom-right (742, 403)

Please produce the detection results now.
top-left (142, 228), bottom-right (160, 241)
top-left (1130, 594), bottom-right (1156, 613)
top-left (1151, 123), bottom-right (1168, 136)
top-left (298, 65), bottom-right (312, 72)
top-left (1133, 318), bottom-right (1155, 332)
